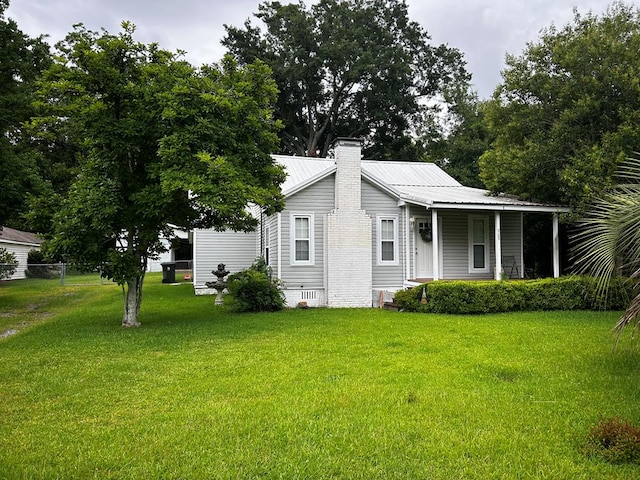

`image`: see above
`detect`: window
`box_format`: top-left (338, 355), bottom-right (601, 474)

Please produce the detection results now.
top-left (377, 215), bottom-right (399, 265)
top-left (469, 216), bottom-right (489, 273)
top-left (291, 214), bottom-right (314, 265)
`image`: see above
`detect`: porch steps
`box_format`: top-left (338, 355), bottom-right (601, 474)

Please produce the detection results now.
top-left (383, 302), bottom-right (400, 312)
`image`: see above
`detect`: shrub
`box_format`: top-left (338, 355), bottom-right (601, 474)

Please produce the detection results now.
top-left (226, 257), bottom-right (285, 312)
top-left (583, 417), bottom-right (640, 464)
top-left (426, 280), bottom-right (528, 314)
top-left (393, 286), bottom-right (429, 313)
top-left (592, 276), bottom-right (634, 311)
top-left (25, 249), bottom-right (59, 279)
top-left (394, 276), bottom-right (636, 314)
top-left (0, 247), bottom-right (17, 280)
top-left (523, 277), bottom-right (590, 311)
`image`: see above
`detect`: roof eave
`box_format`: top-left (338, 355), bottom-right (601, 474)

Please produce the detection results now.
top-left (0, 239), bottom-right (41, 247)
top-left (429, 202), bottom-right (571, 213)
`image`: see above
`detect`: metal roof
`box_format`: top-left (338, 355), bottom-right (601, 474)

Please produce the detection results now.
top-left (273, 155), bottom-right (335, 196)
top-left (396, 186), bottom-right (567, 211)
top-left (272, 156), bottom-right (569, 212)
top-left (361, 160), bottom-right (461, 187)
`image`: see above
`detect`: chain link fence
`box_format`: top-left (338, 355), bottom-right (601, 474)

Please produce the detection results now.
top-left (21, 263), bottom-right (106, 286)
top-left (4, 262), bottom-right (193, 285)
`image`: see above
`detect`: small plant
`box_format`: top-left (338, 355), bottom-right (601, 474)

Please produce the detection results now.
top-left (226, 257), bottom-right (285, 312)
top-left (0, 247), bottom-right (17, 280)
top-left (583, 417), bottom-right (640, 464)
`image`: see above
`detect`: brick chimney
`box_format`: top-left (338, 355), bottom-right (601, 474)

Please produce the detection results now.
top-left (334, 137), bottom-right (363, 211)
top-left (325, 138), bottom-right (372, 307)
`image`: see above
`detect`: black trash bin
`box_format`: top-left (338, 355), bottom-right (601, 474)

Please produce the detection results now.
top-left (161, 262), bottom-right (176, 283)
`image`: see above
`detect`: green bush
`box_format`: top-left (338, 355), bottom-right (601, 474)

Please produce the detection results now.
top-left (584, 417), bottom-right (640, 465)
top-left (426, 280), bottom-right (528, 314)
top-left (226, 257), bottom-right (285, 312)
top-left (394, 276), bottom-right (635, 314)
top-left (0, 247), bottom-right (17, 280)
top-left (25, 249), bottom-right (59, 279)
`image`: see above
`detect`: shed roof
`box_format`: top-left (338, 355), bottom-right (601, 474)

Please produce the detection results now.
top-left (0, 226), bottom-right (42, 246)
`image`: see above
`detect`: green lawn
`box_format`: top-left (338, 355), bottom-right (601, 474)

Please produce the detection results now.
top-left (1, 275), bottom-right (639, 479)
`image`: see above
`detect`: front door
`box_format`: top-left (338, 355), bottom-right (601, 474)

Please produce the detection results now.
top-left (415, 218), bottom-right (433, 279)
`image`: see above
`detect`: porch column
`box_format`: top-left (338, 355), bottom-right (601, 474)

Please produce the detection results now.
top-left (552, 213), bottom-right (560, 278)
top-left (494, 211), bottom-right (502, 280)
top-left (404, 205), bottom-right (411, 282)
top-left (431, 209), bottom-right (440, 280)
top-left (519, 212), bottom-right (525, 279)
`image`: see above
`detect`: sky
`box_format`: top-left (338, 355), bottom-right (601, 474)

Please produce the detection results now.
top-left (5, 0), bottom-right (631, 99)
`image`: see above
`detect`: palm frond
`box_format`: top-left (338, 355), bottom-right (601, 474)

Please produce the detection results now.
top-left (572, 154), bottom-right (640, 342)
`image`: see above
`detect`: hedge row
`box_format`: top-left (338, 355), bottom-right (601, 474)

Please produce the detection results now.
top-left (393, 276), bottom-right (635, 314)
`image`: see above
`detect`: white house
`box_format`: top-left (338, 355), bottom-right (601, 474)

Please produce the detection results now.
top-left (0, 226), bottom-right (42, 280)
top-left (192, 138), bottom-right (570, 307)
top-left (146, 228), bottom-right (192, 273)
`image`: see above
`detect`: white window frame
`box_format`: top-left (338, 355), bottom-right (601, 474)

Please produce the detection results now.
top-left (468, 215), bottom-right (490, 273)
top-left (377, 215), bottom-right (399, 266)
top-left (264, 225), bottom-right (271, 266)
top-left (290, 213), bottom-right (315, 266)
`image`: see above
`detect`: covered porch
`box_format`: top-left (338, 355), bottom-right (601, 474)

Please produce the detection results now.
top-left (402, 202), bottom-right (570, 287)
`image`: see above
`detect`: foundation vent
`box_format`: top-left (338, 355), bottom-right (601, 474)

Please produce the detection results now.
top-left (301, 290), bottom-right (317, 300)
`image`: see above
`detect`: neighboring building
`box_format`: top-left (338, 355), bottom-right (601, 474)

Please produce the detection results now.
top-left (146, 228), bottom-right (192, 273)
top-left (0, 226), bottom-right (42, 280)
top-left (193, 138), bottom-right (570, 307)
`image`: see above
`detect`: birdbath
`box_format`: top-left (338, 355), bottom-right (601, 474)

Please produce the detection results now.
top-left (206, 263), bottom-right (230, 305)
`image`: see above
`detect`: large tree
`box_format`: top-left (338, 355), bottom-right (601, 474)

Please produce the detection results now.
top-left (480, 2), bottom-right (640, 211)
top-left (429, 93), bottom-right (492, 188)
top-left (223, 0), bottom-right (470, 159)
top-left (0, 0), bottom-right (51, 229)
top-left (34, 23), bottom-right (285, 327)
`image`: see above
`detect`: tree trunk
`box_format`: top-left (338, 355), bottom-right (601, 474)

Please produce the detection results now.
top-left (122, 274), bottom-right (144, 327)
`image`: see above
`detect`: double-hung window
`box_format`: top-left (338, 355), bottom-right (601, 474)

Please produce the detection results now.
top-left (291, 214), bottom-right (314, 265)
top-left (469, 215), bottom-right (489, 273)
top-left (377, 215), bottom-right (399, 265)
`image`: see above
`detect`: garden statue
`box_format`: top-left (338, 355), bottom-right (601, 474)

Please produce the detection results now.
top-left (206, 263), bottom-right (230, 305)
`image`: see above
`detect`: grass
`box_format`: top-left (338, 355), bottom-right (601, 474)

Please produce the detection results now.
top-left (1, 275), bottom-right (640, 479)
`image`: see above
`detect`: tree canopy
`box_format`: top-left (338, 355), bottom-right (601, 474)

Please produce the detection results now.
top-left (429, 93), bottom-right (491, 189)
top-left (33, 22), bottom-right (285, 326)
top-left (0, 0), bottom-right (51, 229)
top-left (480, 2), bottom-right (640, 210)
top-left (223, 0), bottom-right (470, 159)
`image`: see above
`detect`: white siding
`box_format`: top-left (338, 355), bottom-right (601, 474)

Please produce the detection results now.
top-left (279, 175), bottom-right (335, 289)
top-left (498, 212), bottom-right (523, 278)
top-left (362, 180), bottom-right (405, 289)
top-left (2, 243), bottom-right (38, 280)
top-left (440, 210), bottom-right (492, 280)
top-left (438, 210), bottom-right (522, 280)
top-left (193, 229), bottom-right (258, 289)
